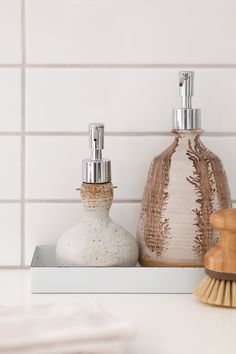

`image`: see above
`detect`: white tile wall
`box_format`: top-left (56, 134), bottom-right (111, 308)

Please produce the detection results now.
top-left (0, 0), bottom-right (21, 63)
top-left (1, 0), bottom-right (236, 267)
top-left (0, 204), bottom-right (21, 266)
top-left (26, 0), bottom-right (236, 64)
top-left (26, 68), bottom-right (236, 133)
top-left (0, 70), bottom-right (21, 131)
top-left (0, 137), bottom-right (21, 199)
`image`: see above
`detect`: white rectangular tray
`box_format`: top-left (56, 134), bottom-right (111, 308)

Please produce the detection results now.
top-left (31, 246), bottom-right (204, 294)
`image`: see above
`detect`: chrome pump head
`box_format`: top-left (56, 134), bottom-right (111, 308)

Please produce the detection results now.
top-left (82, 123), bottom-right (111, 183)
top-left (173, 71), bottom-right (201, 130)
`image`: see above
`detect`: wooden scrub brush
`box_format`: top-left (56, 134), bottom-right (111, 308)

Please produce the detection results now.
top-left (193, 208), bottom-right (236, 308)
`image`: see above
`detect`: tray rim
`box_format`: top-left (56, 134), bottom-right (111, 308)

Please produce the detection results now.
top-left (31, 245), bottom-right (205, 270)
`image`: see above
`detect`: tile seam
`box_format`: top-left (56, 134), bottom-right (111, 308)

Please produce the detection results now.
top-left (1, 132), bottom-right (236, 137)
top-left (3, 63), bottom-right (236, 68)
top-left (24, 199), bottom-right (141, 204)
top-left (0, 199), bottom-right (235, 204)
top-left (20, 0), bottom-right (26, 268)
top-left (0, 265), bottom-right (29, 269)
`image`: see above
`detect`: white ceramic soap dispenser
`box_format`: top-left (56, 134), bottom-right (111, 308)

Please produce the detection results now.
top-left (56, 123), bottom-right (139, 266)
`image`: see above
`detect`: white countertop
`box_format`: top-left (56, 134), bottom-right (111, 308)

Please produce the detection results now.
top-left (1, 269), bottom-right (236, 354)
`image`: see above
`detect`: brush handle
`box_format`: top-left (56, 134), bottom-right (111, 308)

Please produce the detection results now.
top-left (205, 208), bottom-right (236, 275)
top-left (210, 208), bottom-right (236, 231)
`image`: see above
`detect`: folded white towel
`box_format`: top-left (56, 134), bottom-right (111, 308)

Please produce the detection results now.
top-left (0, 303), bottom-right (134, 354)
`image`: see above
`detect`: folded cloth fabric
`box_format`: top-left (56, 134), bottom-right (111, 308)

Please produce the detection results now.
top-left (0, 303), bottom-right (134, 354)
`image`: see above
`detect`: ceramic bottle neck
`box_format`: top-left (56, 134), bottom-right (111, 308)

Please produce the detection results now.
top-left (80, 182), bottom-right (113, 220)
top-left (172, 129), bottom-right (203, 140)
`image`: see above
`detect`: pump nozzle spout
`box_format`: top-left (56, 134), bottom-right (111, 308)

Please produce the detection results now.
top-left (89, 123), bottom-right (104, 160)
top-left (179, 71), bottom-right (194, 109)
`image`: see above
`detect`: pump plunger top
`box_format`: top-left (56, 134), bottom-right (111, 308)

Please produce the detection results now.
top-left (82, 123), bottom-right (111, 183)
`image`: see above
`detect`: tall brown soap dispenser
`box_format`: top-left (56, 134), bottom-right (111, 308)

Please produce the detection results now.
top-left (137, 71), bottom-right (231, 267)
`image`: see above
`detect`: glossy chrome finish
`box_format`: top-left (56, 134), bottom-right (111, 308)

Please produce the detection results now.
top-left (82, 123), bottom-right (111, 183)
top-left (173, 71), bottom-right (201, 130)
top-left (173, 109), bottom-right (201, 130)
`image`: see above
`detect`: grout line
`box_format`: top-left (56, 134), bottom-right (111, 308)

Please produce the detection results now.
top-left (0, 198), bottom-right (235, 204)
top-left (202, 132), bottom-right (236, 137)
top-left (0, 132), bottom-right (21, 136)
top-left (20, 63), bottom-right (236, 69)
top-left (25, 131), bottom-right (171, 137)
top-left (0, 200), bottom-right (21, 203)
top-left (0, 265), bottom-right (29, 270)
top-left (3, 63), bottom-right (236, 69)
top-left (0, 64), bottom-right (21, 68)
top-left (25, 199), bottom-right (141, 204)
top-left (15, 131), bottom-right (236, 137)
top-left (1, 131), bottom-right (236, 137)
top-left (20, 0), bottom-right (26, 268)
top-left (112, 199), bottom-right (141, 204)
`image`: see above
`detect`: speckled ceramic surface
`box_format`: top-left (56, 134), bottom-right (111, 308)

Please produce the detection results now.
top-left (137, 131), bottom-right (231, 267)
top-left (56, 183), bottom-right (139, 266)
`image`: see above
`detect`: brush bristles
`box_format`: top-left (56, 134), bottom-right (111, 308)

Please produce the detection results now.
top-left (193, 275), bottom-right (236, 308)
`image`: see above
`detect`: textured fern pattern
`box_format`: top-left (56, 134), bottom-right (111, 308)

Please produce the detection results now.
top-left (209, 155), bottom-right (231, 209)
top-left (140, 138), bottom-right (178, 256)
top-left (186, 138), bottom-right (216, 257)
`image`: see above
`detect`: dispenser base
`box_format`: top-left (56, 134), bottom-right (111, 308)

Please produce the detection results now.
top-left (139, 256), bottom-right (203, 267)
